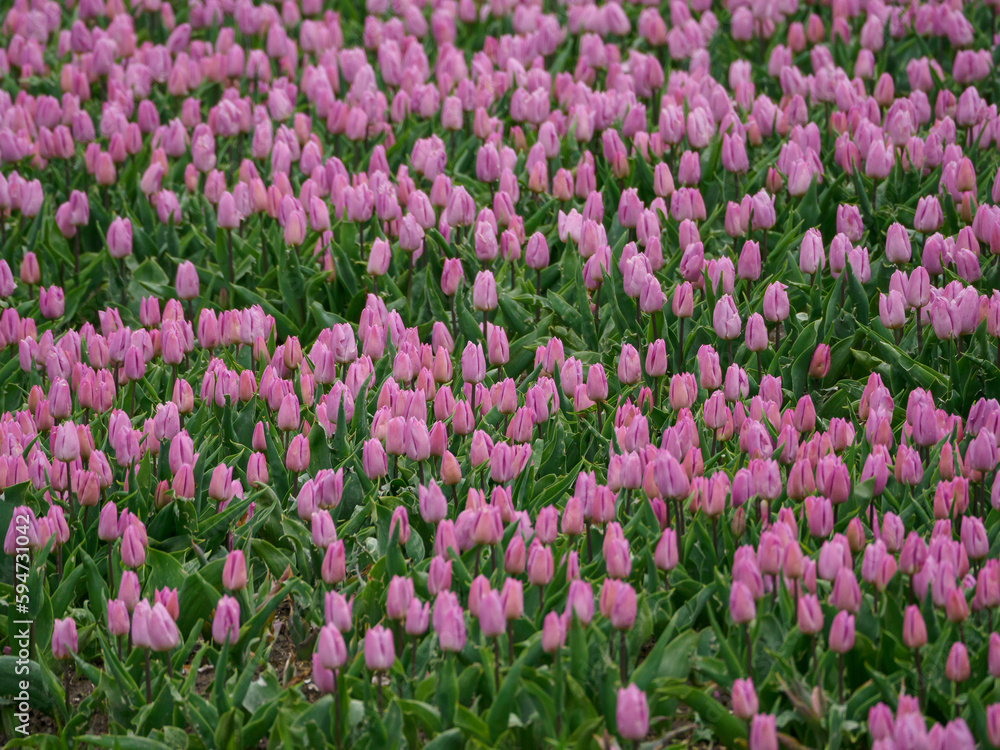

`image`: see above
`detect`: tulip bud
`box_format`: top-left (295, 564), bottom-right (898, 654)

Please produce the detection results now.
top-left (541, 610), bottom-right (565, 653)
top-left (731, 678), bottom-right (758, 720)
top-left (749, 714), bottom-right (778, 750)
top-left (828, 611), bottom-right (855, 653)
top-left (729, 581), bottom-right (756, 624)
top-left (364, 624), bottom-right (396, 671)
top-left (52, 617), bottom-right (78, 659)
top-left (945, 641), bottom-right (970, 682)
top-left (809, 344), bottom-right (831, 378)
top-left (212, 595), bottom-right (241, 645)
top-left (222, 550), bottom-right (247, 591)
top-left (616, 684), bottom-right (650, 740)
top-left (107, 599), bottom-right (130, 636)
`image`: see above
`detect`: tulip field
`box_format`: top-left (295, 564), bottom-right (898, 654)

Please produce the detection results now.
top-left (6, 0), bottom-right (1000, 748)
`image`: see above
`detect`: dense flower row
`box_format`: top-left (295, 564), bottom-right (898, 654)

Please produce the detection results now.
top-left (3, 0), bottom-right (1000, 746)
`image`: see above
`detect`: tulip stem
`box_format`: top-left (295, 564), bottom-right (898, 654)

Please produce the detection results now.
top-left (507, 622), bottom-right (514, 665)
top-left (553, 646), bottom-right (562, 738)
top-left (910, 646), bottom-right (926, 708)
top-left (107, 542), bottom-right (114, 596)
top-left (493, 638), bottom-right (501, 694)
top-left (473, 380), bottom-right (479, 433)
top-left (585, 520), bottom-right (593, 563)
top-left (593, 285), bottom-right (601, 341)
top-left (792, 580), bottom-right (798, 624)
top-left (377, 678), bottom-right (383, 715)
top-left (145, 649), bottom-right (152, 703)
top-left (64, 662), bottom-right (71, 714)
top-left (407, 256), bottom-right (415, 308)
top-left (260, 214), bottom-right (268, 276)
top-left (535, 269), bottom-right (541, 323)
top-left (744, 624), bottom-right (752, 677)
top-left (837, 653), bottom-right (844, 703)
top-left (333, 670), bottom-right (342, 749)
top-left (619, 630), bottom-right (628, 684)
top-left (711, 518), bottom-right (718, 559)
top-left (227, 228), bottom-right (234, 291)
top-left (166, 651), bottom-right (174, 679)
top-left (756, 352), bottom-right (762, 384)
top-left (119, 257), bottom-right (127, 304)
top-left (74, 233), bottom-right (80, 275)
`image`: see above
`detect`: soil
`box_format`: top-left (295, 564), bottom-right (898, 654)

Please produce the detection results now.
top-left (26, 662), bottom-right (106, 738)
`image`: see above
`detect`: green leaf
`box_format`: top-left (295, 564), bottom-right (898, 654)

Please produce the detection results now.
top-left (0, 655), bottom-right (64, 719)
top-left (632, 583), bottom-right (716, 690)
top-left (843, 262), bottom-right (870, 326)
top-left (790, 320), bottom-right (820, 395)
top-left (633, 630), bottom-right (698, 686)
top-left (310, 419), bottom-right (334, 473)
top-left (76, 737), bottom-right (172, 750)
top-left (454, 704), bottom-right (491, 744)
top-left (177, 572), bottom-right (218, 638)
top-left (487, 657), bottom-right (524, 743)
top-left (860, 324), bottom-right (949, 390)
top-left (421, 728), bottom-right (464, 750)
top-left (213, 638), bottom-right (231, 716)
top-left (655, 681), bottom-right (747, 748)
top-left (435, 656), bottom-right (458, 728)
top-left (394, 698), bottom-right (441, 734)
top-left (241, 579), bottom-right (306, 646)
